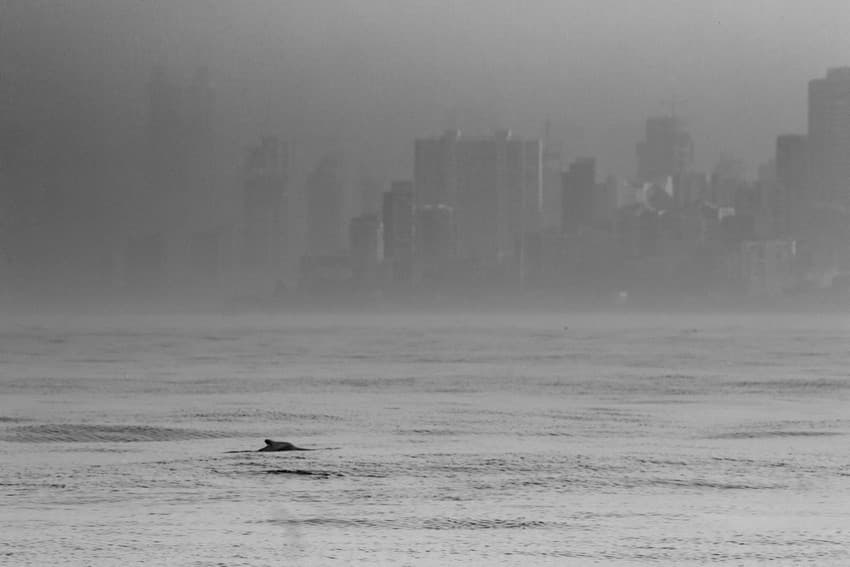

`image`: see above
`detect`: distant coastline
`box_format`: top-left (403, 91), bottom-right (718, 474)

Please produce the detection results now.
top-left (3, 284), bottom-right (845, 318)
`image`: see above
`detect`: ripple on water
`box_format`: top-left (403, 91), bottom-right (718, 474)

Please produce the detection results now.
top-left (710, 430), bottom-right (842, 440)
top-left (262, 516), bottom-right (564, 530)
top-left (2, 423), bottom-right (230, 443)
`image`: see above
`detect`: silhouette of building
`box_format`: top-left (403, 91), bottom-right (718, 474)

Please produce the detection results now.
top-left (415, 204), bottom-right (456, 265)
top-left (636, 115), bottom-right (694, 187)
top-left (561, 157), bottom-right (596, 233)
top-left (382, 181), bottom-right (415, 282)
top-left (775, 134), bottom-right (807, 235)
top-left (357, 167), bottom-right (382, 216)
top-left (541, 120), bottom-right (564, 229)
top-left (808, 67), bottom-right (850, 205)
top-left (348, 212), bottom-right (383, 285)
top-left (413, 130), bottom-right (541, 264)
top-left (307, 154), bottom-right (345, 256)
top-left (710, 156), bottom-right (747, 208)
top-left (242, 137), bottom-right (289, 273)
top-left (414, 130), bottom-right (460, 208)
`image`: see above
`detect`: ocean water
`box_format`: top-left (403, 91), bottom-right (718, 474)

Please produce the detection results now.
top-left (1, 311), bottom-right (849, 566)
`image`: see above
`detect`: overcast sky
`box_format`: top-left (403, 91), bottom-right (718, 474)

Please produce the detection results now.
top-left (2, 0), bottom-right (849, 180)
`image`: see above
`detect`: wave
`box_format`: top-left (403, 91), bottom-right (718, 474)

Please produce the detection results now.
top-left (710, 430), bottom-right (842, 440)
top-left (263, 516), bottom-right (561, 530)
top-left (2, 423), bottom-right (230, 443)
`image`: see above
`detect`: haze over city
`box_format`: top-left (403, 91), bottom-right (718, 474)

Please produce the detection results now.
top-left (2, 0), bottom-right (850, 308)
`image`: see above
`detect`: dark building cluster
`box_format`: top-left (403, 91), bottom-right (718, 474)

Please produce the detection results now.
top-left (2, 65), bottom-right (850, 307)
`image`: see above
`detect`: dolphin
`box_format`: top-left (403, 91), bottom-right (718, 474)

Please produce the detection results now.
top-left (257, 439), bottom-right (312, 452)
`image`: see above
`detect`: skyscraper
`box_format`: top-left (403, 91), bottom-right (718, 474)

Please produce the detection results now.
top-left (307, 154), bottom-right (345, 256)
top-left (775, 134), bottom-right (807, 235)
top-left (561, 157), bottom-right (596, 233)
top-left (413, 130), bottom-right (460, 208)
top-left (382, 181), bottom-right (415, 281)
top-left (542, 120), bottom-right (564, 229)
top-left (808, 67), bottom-right (850, 205)
top-left (348, 212), bottom-right (382, 285)
top-left (636, 115), bottom-right (694, 185)
top-left (413, 130), bottom-right (541, 264)
top-left (415, 204), bottom-right (456, 265)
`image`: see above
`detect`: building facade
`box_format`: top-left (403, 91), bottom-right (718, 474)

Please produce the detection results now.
top-left (775, 134), bottom-right (807, 236)
top-left (636, 115), bottom-right (694, 185)
top-left (382, 181), bottom-right (415, 282)
top-left (348, 212), bottom-right (383, 285)
top-left (808, 67), bottom-right (850, 205)
top-left (307, 154), bottom-right (345, 256)
top-left (561, 157), bottom-right (596, 233)
top-left (413, 130), bottom-right (541, 265)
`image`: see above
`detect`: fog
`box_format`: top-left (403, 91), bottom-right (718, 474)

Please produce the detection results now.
top-left (1, 1), bottom-right (849, 308)
top-left (4, 7), bottom-right (850, 562)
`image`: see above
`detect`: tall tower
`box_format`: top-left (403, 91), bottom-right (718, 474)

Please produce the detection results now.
top-left (541, 119), bottom-right (564, 229)
top-left (413, 129), bottom-right (460, 208)
top-left (775, 134), bottom-right (807, 235)
top-left (413, 130), bottom-right (541, 264)
top-left (808, 67), bottom-right (850, 205)
top-left (382, 181), bottom-right (415, 282)
top-left (636, 115), bottom-right (694, 185)
top-left (561, 157), bottom-right (596, 233)
top-left (306, 154), bottom-right (344, 256)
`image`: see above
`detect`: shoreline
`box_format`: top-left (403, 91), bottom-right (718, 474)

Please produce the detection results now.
top-left (1, 286), bottom-right (847, 318)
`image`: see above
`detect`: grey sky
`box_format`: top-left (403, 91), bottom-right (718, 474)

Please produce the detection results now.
top-left (3, 0), bottom-right (849, 180)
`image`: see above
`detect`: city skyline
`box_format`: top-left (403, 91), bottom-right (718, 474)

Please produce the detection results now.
top-left (2, 1), bottom-right (849, 183)
top-left (1, 2), bottom-right (850, 301)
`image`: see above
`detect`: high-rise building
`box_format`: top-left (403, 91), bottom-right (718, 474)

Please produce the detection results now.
top-left (382, 181), bottom-right (415, 281)
top-left (413, 130), bottom-right (541, 263)
top-left (808, 67), bottom-right (850, 205)
top-left (307, 154), bottom-right (345, 256)
top-left (561, 157), bottom-right (596, 233)
top-left (710, 156), bottom-right (747, 208)
top-left (775, 134), bottom-right (807, 235)
top-left (414, 130), bottom-right (460, 208)
top-left (636, 115), bottom-right (694, 185)
top-left (415, 204), bottom-right (456, 265)
top-left (542, 121), bottom-right (564, 229)
top-left (348, 212), bottom-right (383, 284)
top-left (357, 167), bottom-right (382, 216)
top-left (242, 137), bottom-right (288, 272)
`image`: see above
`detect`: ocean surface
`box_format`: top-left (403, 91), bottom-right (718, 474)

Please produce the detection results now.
top-left (1, 310), bottom-right (849, 566)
